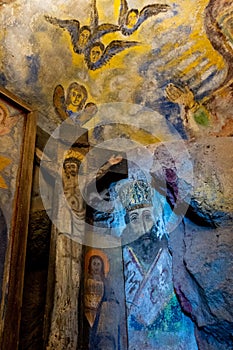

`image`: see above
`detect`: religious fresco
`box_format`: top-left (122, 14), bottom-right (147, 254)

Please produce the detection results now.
top-left (1, 0), bottom-right (233, 349)
top-left (118, 1), bottom-right (170, 36)
top-left (118, 179), bottom-right (173, 348)
top-left (1, 0), bottom-right (232, 139)
top-left (101, 161), bottom-right (197, 349)
top-left (58, 142), bottom-right (195, 349)
top-left (80, 248), bottom-right (123, 349)
top-left (44, 0), bottom-right (170, 71)
top-left (53, 81), bottom-right (97, 123)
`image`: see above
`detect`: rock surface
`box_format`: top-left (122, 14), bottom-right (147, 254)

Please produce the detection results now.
top-left (188, 137), bottom-right (233, 227)
top-left (153, 137), bottom-right (233, 349)
top-left (169, 220), bottom-right (233, 350)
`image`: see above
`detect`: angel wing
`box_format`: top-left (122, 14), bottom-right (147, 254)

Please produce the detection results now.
top-left (89, 0), bottom-right (120, 43)
top-left (45, 16), bottom-right (82, 53)
top-left (121, 3), bottom-right (170, 36)
top-left (139, 3), bottom-right (170, 20)
top-left (53, 85), bottom-right (69, 121)
top-left (91, 23), bottom-right (120, 43)
top-left (118, 0), bottom-right (129, 26)
top-left (90, 0), bottom-right (99, 31)
top-left (85, 40), bottom-right (139, 70)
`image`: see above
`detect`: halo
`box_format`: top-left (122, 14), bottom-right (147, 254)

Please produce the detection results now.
top-left (63, 149), bottom-right (84, 162)
top-left (85, 248), bottom-right (110, 277)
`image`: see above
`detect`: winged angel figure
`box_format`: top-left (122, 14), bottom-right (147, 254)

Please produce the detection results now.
top-left (45, 0), bottom-right (119, 54)
top-left (84, 39), bottom-right (139, 70)
top-left (118, 0), bottom-right (170, 36)
top-left (45, 0), bottom-right (139, 70)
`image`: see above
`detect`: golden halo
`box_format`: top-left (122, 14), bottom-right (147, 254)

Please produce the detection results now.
top-left (63, 149), bottom-right (84, 162)
top-left (85, 248), bottom-right (110, 277)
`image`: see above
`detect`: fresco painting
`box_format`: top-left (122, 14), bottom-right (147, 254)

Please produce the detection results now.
top-left (80, 248), bottom-right (122, 349)
top-left (74, 140), bottom-right (194, 348)
top-left (75, 148), bottom-right (195, 348)
top-left (2, 0), bottom-right (232, 140)
top-left (1, 0), bottom-right (233, 348)
top-left (53, 81), bottom-right (97, 123)
top-left (106, 160), bottom-right (196, 349)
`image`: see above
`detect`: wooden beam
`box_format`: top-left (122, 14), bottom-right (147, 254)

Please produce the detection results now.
top-left (0, 104), bottom-right (37, 349)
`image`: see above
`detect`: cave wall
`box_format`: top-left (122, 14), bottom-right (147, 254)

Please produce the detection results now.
top-left (152, 137), bottom-right (233, 350)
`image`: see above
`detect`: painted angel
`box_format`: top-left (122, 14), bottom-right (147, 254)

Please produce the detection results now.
top-left (53, 82), bottom-right (98, 124)
top-left (0, 102), bottom-right (20, 136)
top-left (84, 40), bottom-right (139, 70)
top-left (45, 0), bottom-right (120, 55)
top-left (118, 0), bottom-right (170, 36)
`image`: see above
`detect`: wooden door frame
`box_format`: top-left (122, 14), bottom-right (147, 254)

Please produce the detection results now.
top-left (0, 87), bottom-right (37, 350)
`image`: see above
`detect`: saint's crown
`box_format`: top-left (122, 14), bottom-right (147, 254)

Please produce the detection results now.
top-left (118, 180), bottom-right (153, 211)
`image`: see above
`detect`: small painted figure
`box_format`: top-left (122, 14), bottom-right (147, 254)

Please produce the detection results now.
top-left (62, 150), bottom-right (85, 220)
top-left (83, 250), bottom-right (119, 350)
top-left (66, 82), bottom-right (88, 116)
top-left (84, 255), bottom-right (105, 328)
top-left (84, 40), bottom-right (139, 70)
top-left (53, 82), bottom-right (97, 124)
top-left (118, 0), bottom-right (170, 36)
top-left (45, 0), bottom-right (119, 55)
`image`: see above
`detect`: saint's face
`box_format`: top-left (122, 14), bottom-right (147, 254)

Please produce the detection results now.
top-left (90, 46), bottom-right (103, 63)
top-left (128, 207), bottom-right (155, 236)
top-left (69, 88), bottom-right (84, 107)
top-left (78, 29), bottom-right (91, 47)
top-left (126, 11), bottom-right (138, 28)
top-left (90, 256), bottom-right (103, 276)
top-left (64, 162), bottom-right (78, 177)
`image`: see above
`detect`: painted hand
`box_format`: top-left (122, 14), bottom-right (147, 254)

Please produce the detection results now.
top-left (108, 154), bottom-right (123, 165)
top-left (165, 83), bottom-right (196, 108)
